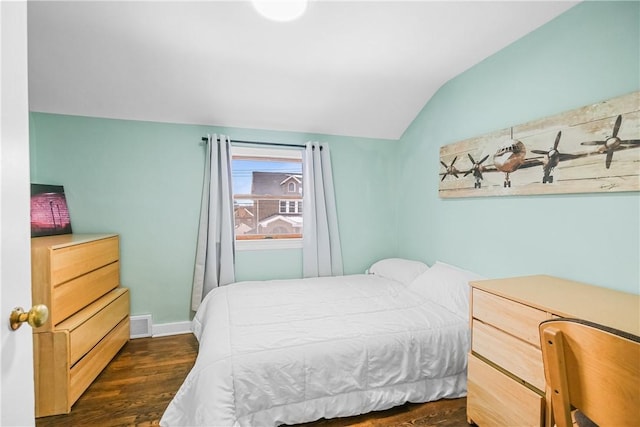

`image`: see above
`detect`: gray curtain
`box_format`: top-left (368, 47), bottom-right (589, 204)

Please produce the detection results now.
top-left (191, 134), bottom-right (235, 311)
top-left (302, 142), bottom-right (343, 277)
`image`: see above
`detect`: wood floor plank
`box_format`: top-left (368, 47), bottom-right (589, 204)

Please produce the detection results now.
top-left (35, 333), bottom-right (469, 427)
top-left (295, 398), bottom-right (468, 427)
top-left (35, 333), bottom-right (198, 427)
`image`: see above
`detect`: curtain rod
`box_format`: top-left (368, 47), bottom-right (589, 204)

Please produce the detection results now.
top-left (201, 137), bottom-right (305, 149)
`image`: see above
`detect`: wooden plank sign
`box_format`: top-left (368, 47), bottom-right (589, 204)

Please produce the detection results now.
top-left (438, 91), bottom-right (640, 198)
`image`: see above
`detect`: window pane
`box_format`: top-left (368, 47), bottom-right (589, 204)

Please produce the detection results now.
top-left (232, 146), bottom-right (303, 241)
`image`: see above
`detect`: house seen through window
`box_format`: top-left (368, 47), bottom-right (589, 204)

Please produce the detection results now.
top-left (231, 145), bottom-right (303, 242)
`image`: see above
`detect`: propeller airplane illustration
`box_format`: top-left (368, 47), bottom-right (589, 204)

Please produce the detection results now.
top-left (440, 114), bottom-right (639, 189)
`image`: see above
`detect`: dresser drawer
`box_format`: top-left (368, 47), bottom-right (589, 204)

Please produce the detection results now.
top-left (51, 261), bottom-right (120, 326)
top-left (467, 354), bottom-right (543, 427)
top-left (57, 288), bottom-right (129, 365)
top-left (69, 317), bottom-right (129, 407)
top-left (472, 319), bottom-right (545, 391)
top-left (50, 236), bottom-right (119, 286)
top-left (473, 288), bottom-right (549, 346)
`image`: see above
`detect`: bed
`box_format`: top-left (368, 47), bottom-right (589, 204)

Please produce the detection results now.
top-left (160, 259), bottom-right (484, 427)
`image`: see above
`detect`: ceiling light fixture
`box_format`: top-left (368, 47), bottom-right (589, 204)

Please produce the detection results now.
top-left (252, 0), bottom-right (308, 22)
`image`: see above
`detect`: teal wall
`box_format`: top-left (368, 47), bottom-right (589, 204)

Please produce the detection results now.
top-left (29, 115), bottom-right (398, 322)
top-left (396, 1), bottom-right (640, 294)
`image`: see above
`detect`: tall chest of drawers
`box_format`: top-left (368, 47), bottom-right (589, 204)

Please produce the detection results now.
top-left (466, 275), bottom-right (639, 427)
top-left (31, 234), bottom-right (130, 417)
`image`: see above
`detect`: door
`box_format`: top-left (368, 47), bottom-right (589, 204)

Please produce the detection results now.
top-left (1, 1), bottom-right (36, 425)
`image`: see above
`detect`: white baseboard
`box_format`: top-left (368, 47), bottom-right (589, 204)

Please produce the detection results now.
top-left (152, 321), bottom-right (193, 338)
top-left (130, 315), bottom-right (193, 339)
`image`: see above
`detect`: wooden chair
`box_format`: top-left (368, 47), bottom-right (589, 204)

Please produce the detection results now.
top-left (539, 318), bottom-right (640, 427)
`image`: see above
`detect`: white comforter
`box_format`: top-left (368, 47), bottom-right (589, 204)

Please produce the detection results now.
top-left (160, 274), bottom-right (469, 427)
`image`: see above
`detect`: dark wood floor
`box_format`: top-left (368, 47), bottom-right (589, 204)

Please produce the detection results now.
top-left (36, 333), bottom-right (469, 426)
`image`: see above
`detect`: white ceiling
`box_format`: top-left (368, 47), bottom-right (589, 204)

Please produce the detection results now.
top-left (27, 1), bottom-right (578, 140)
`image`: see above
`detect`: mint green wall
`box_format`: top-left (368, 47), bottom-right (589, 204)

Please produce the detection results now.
top-left (29, 114), bottom-right (398, 322)
top-left (397, 1), bottom-right (640, 294)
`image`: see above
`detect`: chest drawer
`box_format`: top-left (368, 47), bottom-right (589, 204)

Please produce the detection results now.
top-left (467, 353), bottom-right (543, 427)
top-left (50, 236), bottom-right (119, 286)
top-left (69, 317), bottom-right (130, 405)
top-left (472, 319), bottom-right (545, 391)
top-left (58, 288), bottom-right (129, 366)
top-left (51, 261), bottom-right (120, 326)
top-left (473, 288), bottom-right (549, 346)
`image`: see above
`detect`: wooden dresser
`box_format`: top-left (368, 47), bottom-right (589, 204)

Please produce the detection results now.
top-left (467, 275), bottom-right (640, 427)
top-left (31, 233), bottom-right (130, 417)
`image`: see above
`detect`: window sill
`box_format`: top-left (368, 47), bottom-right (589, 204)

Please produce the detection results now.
top-left (236, 238), bottom-right (303, 251)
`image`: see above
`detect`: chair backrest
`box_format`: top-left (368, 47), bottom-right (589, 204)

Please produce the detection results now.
top-left (539, 318), bottom-right (640, 427)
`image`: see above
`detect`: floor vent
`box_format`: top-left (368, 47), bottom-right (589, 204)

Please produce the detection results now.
top-left (130, 314), bottom-right (153, 339)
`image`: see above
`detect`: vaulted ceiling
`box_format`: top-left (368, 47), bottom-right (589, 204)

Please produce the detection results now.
top-left (27, 1), bottom-right (578, 140)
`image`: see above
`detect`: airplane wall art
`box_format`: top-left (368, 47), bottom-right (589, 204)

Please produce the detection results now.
top-left (438, 91), bottom-right (639, 198)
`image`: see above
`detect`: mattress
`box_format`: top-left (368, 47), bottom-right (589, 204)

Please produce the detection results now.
top-left (160, 273), bottom-right (470, 426)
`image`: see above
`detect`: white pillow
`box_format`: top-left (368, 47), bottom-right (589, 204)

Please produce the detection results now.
top-left (408, 261), bottom-right (485, 319)
top-left (368, 258), bottom-right (429, 285)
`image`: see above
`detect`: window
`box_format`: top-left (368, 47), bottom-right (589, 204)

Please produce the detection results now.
top-left (279, 199), bottom-right (302, 214)
top-left (231, 145), bottom-right (303, 249)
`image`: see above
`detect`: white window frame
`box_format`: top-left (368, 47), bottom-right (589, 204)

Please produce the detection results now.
top-left (231, 145), bottom-right (303, 251)
top-left (237, 237), bottom-right (302, 251)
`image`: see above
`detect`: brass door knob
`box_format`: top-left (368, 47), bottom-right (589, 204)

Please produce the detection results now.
top-left (9, 304), bottom-right (49, 330)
